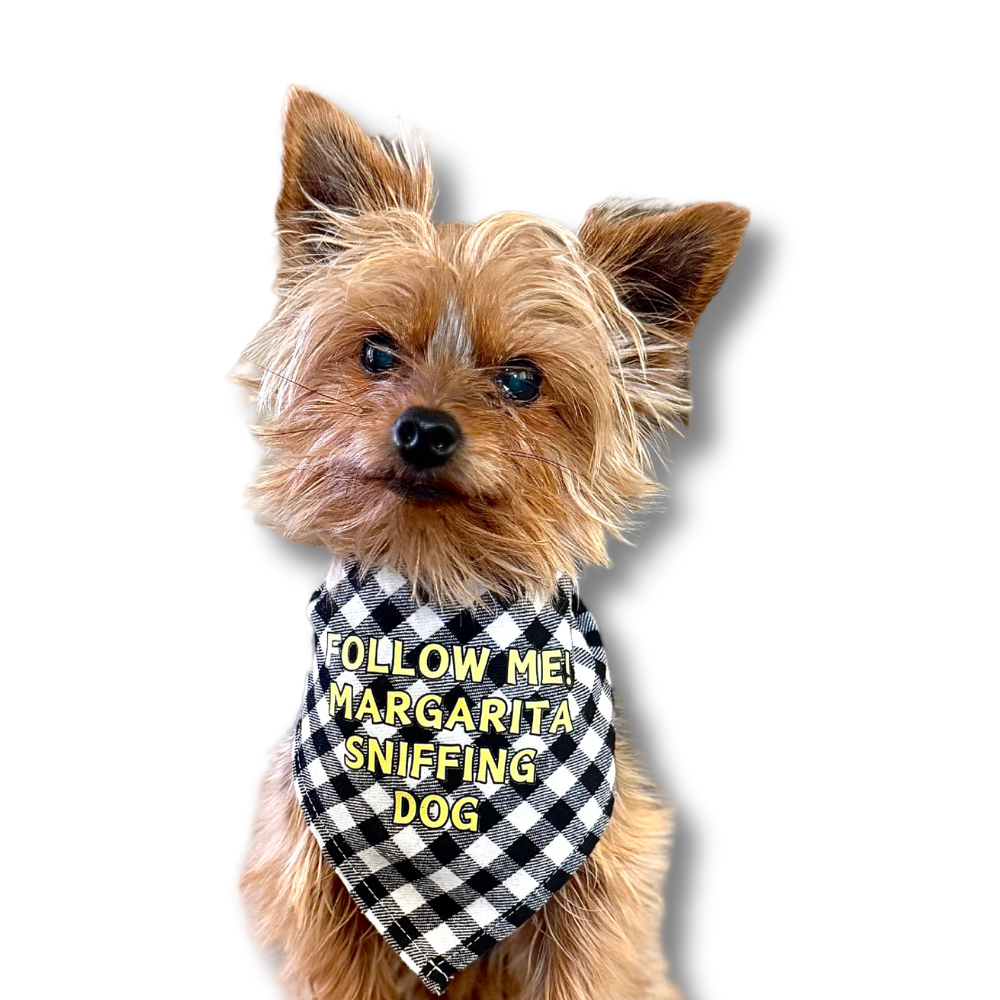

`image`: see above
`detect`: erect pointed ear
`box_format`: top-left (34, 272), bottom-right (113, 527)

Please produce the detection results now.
top-left (277, 87), bottom-right (434, 265)
top-left (579, 201), bottom-right (749, 339)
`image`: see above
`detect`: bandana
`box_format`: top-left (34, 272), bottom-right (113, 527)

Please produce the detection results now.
top-left (293, 561), bottom-right (615, 994)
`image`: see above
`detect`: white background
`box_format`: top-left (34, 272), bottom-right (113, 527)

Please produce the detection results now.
top-left (2, 2), bottom-right (997, 998)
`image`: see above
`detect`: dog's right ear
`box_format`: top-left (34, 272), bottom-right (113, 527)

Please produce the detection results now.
top-left (277, 87), bottom-right (434, 267)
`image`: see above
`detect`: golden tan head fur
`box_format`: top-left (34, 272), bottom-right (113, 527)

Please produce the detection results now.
top-left (235, 88), bottom-right (748, 605)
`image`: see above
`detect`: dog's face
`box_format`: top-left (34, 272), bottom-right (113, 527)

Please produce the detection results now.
top-left (237, 89), bottom-right (748, 603)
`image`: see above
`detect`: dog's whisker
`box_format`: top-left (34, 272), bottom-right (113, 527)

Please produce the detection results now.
top-left (248, 361), bottom-right (344, 404)
top-left (506, 449), bottom-right (574, 475)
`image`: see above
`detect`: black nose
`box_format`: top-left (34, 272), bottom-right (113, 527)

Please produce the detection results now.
top-left (392, 407), bottom-right (462, 469)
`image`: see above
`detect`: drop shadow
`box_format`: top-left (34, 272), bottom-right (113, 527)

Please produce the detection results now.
top-left (431, 156), bottom-right (465, 225)
top-left (582, 225), bottom-right (772, 1000)
top-left (261, 531), bottom-right (331, 579)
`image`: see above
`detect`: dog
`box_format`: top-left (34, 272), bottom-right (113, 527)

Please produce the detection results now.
top-left (235, 87), bottom-right (748, 1000)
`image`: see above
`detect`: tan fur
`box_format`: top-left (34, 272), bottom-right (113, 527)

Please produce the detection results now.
top-left (244, 731), bottom-right (677, 1000)
top-left (237, 88), bottom-right (748, 1000)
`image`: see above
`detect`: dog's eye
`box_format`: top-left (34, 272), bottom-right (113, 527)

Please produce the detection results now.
top-left (496, 361), bottom-right (542, 403)
top-left (360, 333), bottom-right (399, 375)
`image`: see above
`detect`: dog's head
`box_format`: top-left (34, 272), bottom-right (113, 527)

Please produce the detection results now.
top-left (236, 88), bottom-right (748, 603)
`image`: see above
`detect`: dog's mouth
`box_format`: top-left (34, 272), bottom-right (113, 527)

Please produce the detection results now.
top-left (379, 476), bottom-right (463, 504)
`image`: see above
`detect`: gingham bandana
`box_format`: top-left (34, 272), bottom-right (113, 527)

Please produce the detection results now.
top-left (293, 561), bottom-right (615, 993)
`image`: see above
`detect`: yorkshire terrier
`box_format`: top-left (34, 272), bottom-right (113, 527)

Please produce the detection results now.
top-left (236, 87), bottom-right (748, 1000)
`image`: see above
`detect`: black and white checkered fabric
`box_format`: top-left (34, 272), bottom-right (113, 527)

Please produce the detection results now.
top-left (293, 561), bottom-right (615, 994)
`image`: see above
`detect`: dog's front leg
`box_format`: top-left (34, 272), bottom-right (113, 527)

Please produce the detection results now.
top-left (243, 735), bottom-right (409, 1000)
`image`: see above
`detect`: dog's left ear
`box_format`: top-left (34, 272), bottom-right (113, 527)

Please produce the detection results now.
top-left (580, 201), bottom-right (750, 341)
